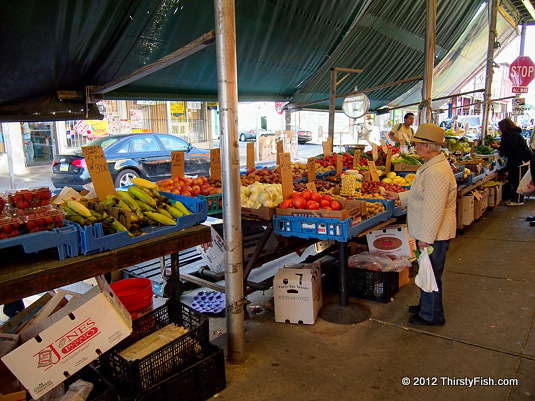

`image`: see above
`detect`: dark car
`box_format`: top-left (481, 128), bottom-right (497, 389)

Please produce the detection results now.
top-left (51, 133), bottom-right (210, 190)
top-left (239, 128), bottom-right (274, 141)
top-left (296, 130), bottom-right (313, 144)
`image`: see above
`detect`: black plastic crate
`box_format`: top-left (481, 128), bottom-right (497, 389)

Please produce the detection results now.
top-left (99, 300), bottom-right (209, 395)
top-left (133, 344), bottom-right (226, 401)
top-left (64, 365), bottom-right (116, 401)
top-left (348, 268), bottom-right (399, 303)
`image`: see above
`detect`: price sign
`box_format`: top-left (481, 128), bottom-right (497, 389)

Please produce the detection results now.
top-left (400, 132), bottom-right (410, 145)
top-left (380, 139), bottom-right (388, 154)
top-left (247, 143), bottom-right (255, 169)
top-left (81, 145), bottom-right (117, 200)
top-left (322, 138), bottom-right (333, 157)
top-left (385, 149), bottom-right (392, 174)
top-left (279, 152), bottom-right (294, 200)
top-left (368, 160), bottom-right (380, 182)
top-left (306, 182), bottom-right (318, 193)
top-left (210, 148), bottom-right (221, 181)
top-left (336, 153), bottom-right (343, 176)
top-left (276, 138), bottom-right (284, 166)
top-left (353, 150), bottom-right (360, 169)
top-left (372, 143), bottom-right (378, 161)
top-left (307, 157), bottom-right (316, 182)
top-left (171, 151), bottom-right (184, 177)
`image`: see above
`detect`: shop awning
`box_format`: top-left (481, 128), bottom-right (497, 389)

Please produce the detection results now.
top-left (0, 0), bottom-right (532, 121)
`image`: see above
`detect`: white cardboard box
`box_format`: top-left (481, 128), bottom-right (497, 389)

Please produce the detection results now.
top-left (197, 221), bottom-right (281, 273)
top-left (366, 224), bottom-right (416, 259)
top-left (1, 277), bottom-right (132, 399)
top-left (274, 262), bottom-right (322, 324)
top-left (462, 194), bottom-right (475, 226)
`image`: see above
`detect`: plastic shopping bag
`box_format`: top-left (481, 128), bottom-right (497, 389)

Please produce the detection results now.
top-left (414, 248), bottom-right (439, 292)
top-left (517, 169), bottom-right (535, 196)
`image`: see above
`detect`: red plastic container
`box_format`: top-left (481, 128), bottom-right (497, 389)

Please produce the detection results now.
top-left (111, 278), bottom-right (154, 321)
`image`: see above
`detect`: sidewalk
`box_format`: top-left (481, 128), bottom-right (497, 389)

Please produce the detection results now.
top-left (0, 164), bottom-right (53, 193)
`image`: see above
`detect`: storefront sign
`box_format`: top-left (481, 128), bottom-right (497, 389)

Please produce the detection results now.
top-left (74, 120), bottom-right (91, 136)
top-left (187, 101), bottom-right (201, 110)
top-left (130, 109), bottom-right (143, 129)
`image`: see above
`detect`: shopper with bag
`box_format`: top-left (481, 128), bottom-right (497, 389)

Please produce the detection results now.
top-left (385, 124), bottom-right (457, 326)
top-left (491, 118), bottom-right (535, 206)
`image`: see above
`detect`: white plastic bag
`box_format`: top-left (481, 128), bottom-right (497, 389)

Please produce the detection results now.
top-left (517, 169), bottom-right (535, 196)
top-left (414, 249), bottom-right (438, 292)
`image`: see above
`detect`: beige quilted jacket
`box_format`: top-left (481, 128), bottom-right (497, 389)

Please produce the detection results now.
top-left (398, 153), bottom-right (457, 243)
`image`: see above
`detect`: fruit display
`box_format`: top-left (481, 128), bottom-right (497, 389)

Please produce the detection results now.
top-left (7, 187), bottom-right (52, 209)
top-left (316, 152), bottom-right (354, 169)
top-left (240, 183), bottom-right (283, 208)
top-left (361, 180), bottom-right (407, 195)
top-left (445, 138), bottom-right (471, 153)
top-left (278, 191), bottom-right (341, 211)
top-left (365, 201), bottom-right (386, 217)
top-left (340, 170), bottom-right (363, 197)
top-left (293, 179), bottom-right (339, 193)
top-left (0, 194), bottom-right (5, 214)
top-left (62, 180), bottom-right (194, 237)
top-left (0, 216), bottom-right (22, 239)
top-left (157, 175), bottom-right (222, 196)
top-left (391, 153), bottom-right (423, 166)
top-left (381, 172), bottom-right (414, 186)
top-left (0, 206), bottom-right (64, 240)
top-left (240, 166), bottom-right (281, 185)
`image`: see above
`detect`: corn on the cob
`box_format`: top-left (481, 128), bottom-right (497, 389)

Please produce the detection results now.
top-left (128, 185), bottom-right (157, 207)
top-left (163, 203), bottom-right (184, 218)
top-left (117, 191), bottom-right (145, 219)
top-left (130, 177), bottom-right (158, 190)
top-left (144, 211), bottom-right (177, 226)
top-left (173, 200), bottom-right (192, 215)
top-left (157, 207), bottom-right (173, 219)
top-left (65, 200), bottom-right (92, 218)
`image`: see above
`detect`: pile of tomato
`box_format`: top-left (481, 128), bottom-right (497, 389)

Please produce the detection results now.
top-left (278, 190), bottom-right (342, 211)
top-left (316, 153), bottom-right (354, 170)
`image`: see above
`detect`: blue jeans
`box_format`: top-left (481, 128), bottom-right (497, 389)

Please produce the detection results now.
top-left (417, 240), bottom-right (450, 324)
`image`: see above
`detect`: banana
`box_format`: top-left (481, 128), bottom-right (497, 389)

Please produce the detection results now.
top-left (144, 211), bottom-right (177, 226)
top-left (130, 177), bottom-right (158, 190)
top-left (65, 200), bottom-right (92, 218)
top-left (128, 185), bottom-right (157, 207)
top-left (173, 200), bottom-right (192, 215)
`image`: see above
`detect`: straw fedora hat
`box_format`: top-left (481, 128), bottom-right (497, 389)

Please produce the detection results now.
top-left (412, 123), bottom-right (445, 145)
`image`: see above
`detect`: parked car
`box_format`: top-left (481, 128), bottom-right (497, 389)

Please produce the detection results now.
top-left (296, 130), bottom-right (313, 144)
top-left (51, 133), bottom-right (210, 190)
top-left (238, 128), bottom-right (274, 141)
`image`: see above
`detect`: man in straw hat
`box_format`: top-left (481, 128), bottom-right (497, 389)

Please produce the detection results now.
top-left (386, 123), bottom-right (457, 326)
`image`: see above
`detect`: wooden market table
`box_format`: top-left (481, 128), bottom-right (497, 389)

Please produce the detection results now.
top-left (0, 224), bottom-right (211, 305)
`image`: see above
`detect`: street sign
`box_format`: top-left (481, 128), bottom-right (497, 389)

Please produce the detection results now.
top-left (509, 56), bottom-right (535, 90)
top-left (512, 98), bottom-right (525, 115)
top-left (275, 102), bottom-right (288, 115)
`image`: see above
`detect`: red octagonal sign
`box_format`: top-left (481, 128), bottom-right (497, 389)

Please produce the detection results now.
top-left (509, 56), bottom-right (535, 87)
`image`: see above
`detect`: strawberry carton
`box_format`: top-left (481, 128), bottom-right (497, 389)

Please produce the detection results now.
top-left (0, 194), bottom-right (5, 214)
top-left (0, 216), bottom-right (23, 240)
top-left (7, 187), bottom-right (52, 209)
top-left (18, 206), bottom-right (64, 233)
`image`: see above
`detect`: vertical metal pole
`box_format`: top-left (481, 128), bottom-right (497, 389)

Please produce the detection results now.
top-left (328, 69), bottom-right (337, 154)
top-left (520, 23), bottom-right (527, 56)
top-left (481, 0), bottom-right (498, 140)
top-left (214, 0), bottom-right (245, 364)
top-left (338, 241), bottom-right (349, 307)
top-left (2, 123), bottom-right (16, 189)
top-left (421, 0), bottom-right (437, 124)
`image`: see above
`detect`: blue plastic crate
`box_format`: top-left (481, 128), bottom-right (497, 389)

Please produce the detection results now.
top-left (79, 193), bottom-right (207, 255)
top-left (0, 223), bottom-right (79, 260)
top-left (473, 173), bottom-right (485, 183)
top-left (454, 168), bottom-right (466, 180)
top-left (273, 199), bottom-right (393, 241)
top-left (392, 206), bottom-right (406, 217)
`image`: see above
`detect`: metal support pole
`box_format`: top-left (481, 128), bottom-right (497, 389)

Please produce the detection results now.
top-left (2, 123), bottom-right (16, 189)
top-left (421, 0), bottom-right (437, 124)
top-left (338, 241), bottom-right (349, 307)
top-left (520, 23), bottom-right (527, 56)
top-left (214, 0), bottom-right (245, 364)
top-left (328, 69), bottom-right (337, 154)
top-left (481, 0), bottom-right (498, 140)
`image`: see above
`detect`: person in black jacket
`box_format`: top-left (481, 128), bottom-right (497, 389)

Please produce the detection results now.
top-left (491, 118), bottom-right (535, 205)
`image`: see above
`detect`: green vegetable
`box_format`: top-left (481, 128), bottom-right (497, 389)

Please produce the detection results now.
top-left (474, 145), bottom-right (494, 155)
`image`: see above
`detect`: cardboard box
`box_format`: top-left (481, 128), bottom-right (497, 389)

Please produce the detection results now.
top-left (0, 390), bottom-right (26, 401)
top-left (197, 221), bottom-right (281, 273)
top-left (241, 205), bottom-right (276, 220)
top-left (485, 183), bottom-right (502, 207)
top-left (398, 266), bottom-right (410, 288)
top-left (274, 262), bottom-right (322, 324)
top-left (393, 163), bottom-right (420, 172)
top-left (366, 224), bottom-right (416, 260)
top-left (1, 277), bottom-right (132, 400)
top-left (473, 189), bottom-right (488, 220)
top-left (275, 199), bottom-right (366, 223)
top-left (462, 194), bottom-right (475, 226)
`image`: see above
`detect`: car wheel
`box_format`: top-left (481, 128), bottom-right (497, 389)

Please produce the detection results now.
top-left (114, 169), bottom-right (140, 188)
top-left (240, 134), bottom-right (246, 141)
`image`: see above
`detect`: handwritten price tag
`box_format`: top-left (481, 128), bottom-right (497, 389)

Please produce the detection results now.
top-left (280, 152), bottom-right (293, 200)
top-left (172, 151), bottom-right (184, 177)
top-left (353, 150), bottom-right (360, 169)
top-left (368, 160), bottom-right (380, 182)
top-left (210, 148), bottom-right (221, 181)
top-left (247, 142), bottom-right (255, 169)
top-left (307, 157), bottom-right (316, 182)
top-left (82, 145), bottom-right (117, 200)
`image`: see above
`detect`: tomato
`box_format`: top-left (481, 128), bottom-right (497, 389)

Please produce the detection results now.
top-left (320, 199), bottom-right (330, 208)
top-left (278, 199), bottom-right (293, 209)
top-left (330, 200), bottom-right (341, 211)
top-left (323, 206), bottom-right (332, 211)
top-left (292, 196), bottom-right (307, 209)
top-left (321, 194), bottom-right (332, 202)
top-left (290, 192), bottom-right (301, 198)
top-left (306, 200), bottom-right (320, 210)
top-left (310, 192), bottom-right (321, 202)
top-left (301, 190), bottom-right (311, 200)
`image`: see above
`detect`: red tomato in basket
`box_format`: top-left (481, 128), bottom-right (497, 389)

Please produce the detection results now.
top-left (321, 194), bottom-right (332, 202)
top-left (320, 199), bottom-right (330, 208)
top-left (292, 196), bottom-right (307, 209)
top-left (330, 200), bottom-right (341, 211)
top-left (306, 200), bottom-right (320, 210)
top-left (301, 190), bottom-right (311, 200)
top-left (278, 199), bottom-right (293, 209)
top-left (310, 192), bottom-right (322, 202)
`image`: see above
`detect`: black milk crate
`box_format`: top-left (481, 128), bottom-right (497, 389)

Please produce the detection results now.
top-left (348, 268), bottom-right (399, 303)
top-left (64, 365), bottom-right (116, 401)
top-left (134, 344), bottom-right (226, 401)
top-left (99, 300), bottom-right (209, 395)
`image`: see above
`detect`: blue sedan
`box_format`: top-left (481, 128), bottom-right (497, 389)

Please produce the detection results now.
top-left (51, 133), bottom-right (210, 190)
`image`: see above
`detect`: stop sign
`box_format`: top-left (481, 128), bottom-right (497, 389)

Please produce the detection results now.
top-left (509, 56), bottom-right (535, 87)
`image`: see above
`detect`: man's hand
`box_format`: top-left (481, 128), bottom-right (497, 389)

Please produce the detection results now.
top-left (384, 190), bottom-right (398, 201)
